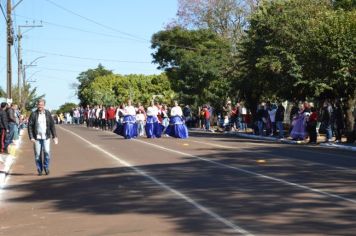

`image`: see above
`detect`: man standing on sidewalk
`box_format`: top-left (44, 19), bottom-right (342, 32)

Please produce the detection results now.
top-left (28, 99), bottom-right (58, 175)
top-left (4, 103), bottom-right (17, 152)
top-left (0, 102), bottom-right (9, 153)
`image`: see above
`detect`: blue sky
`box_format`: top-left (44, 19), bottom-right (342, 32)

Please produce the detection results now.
top-left (0, 0), bottom-right (178, 110)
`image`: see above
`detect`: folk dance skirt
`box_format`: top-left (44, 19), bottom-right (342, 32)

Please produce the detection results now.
top-left (145, 116), bottom-right (163, 138)
top-left (114, 115), bottom-right (137, 139)
top-left (165, 116), bottom-right (189, 139)
top-left (290, 116), bottom-right (306, 140)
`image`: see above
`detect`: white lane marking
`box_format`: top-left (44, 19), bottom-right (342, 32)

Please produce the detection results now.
top-left (134, 139), bottom-right (356, 206)
top-left (59, 126), bottom-right (254, 236)
top-left (203, 135), bottom-right (355, 159)
top-left (191, 139), bottom-right (356, 173)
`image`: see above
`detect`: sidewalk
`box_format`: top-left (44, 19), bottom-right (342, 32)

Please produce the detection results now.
top-left (0, 132), bottom-right (23, 188)
top-left (190, 128), bottom-right (356, 152)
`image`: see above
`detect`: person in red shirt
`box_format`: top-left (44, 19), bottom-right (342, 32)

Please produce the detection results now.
top-left (203, 106), bottom-right (211, 131)
top-left (307, 103), bottom-right (318, 144)
top-left (106, 105), bottom-right (116, 131)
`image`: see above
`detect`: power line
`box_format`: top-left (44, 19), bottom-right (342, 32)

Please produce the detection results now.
top-left (14, 14), bottom-right (148, 43)
top-left (36, 65), bottom-right (158, 74)
top-left (24, 48), bottom-right (152, 64)
top-left (14, 13), bottom-right (226, 53)
top-left (44, 0), bottom-right (148, 42)
top-left (0, 2), bottom-right (6, 20)
top-left (42, 0), bottom-right (225, 52)
top-left (35, 66), bottom-right (81, 73)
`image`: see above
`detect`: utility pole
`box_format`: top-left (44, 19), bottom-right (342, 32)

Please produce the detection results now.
top-left (18, 26), bottom-right (22, 102)
top-left (6, 0), bottom-right (13, 101)
top-left (5, 0), bottom-right (25, 102)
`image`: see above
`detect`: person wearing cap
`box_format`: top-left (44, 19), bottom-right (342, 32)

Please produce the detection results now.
top-left (28, 99), bottom-right (58, 175)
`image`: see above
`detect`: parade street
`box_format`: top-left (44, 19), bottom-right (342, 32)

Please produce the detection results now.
top-left (1, 125), bottom-right (356, 236)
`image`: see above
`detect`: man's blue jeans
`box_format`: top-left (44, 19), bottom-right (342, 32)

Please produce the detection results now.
top-left (276, 121), bottom-right (284, 138)
top-left (34, 139), bottom-right (51, 173)
top-left (4, 122), bottom-right (16, 150)
top-left (205, 118), bottom-right (210, 130)
top-left (258, 121), bottom-right (264, 136)
top-left (325, 124), bottom-right (333, 141)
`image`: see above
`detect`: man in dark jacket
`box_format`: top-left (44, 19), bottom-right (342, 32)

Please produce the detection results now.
top-left (28, 99), bottom-right (58, 175)
top-left (4, 103), bottom-right (17, 152)
top-left (0, 102), bottom-right (9, 153)
top-left (275, 102), bottom-right (285, 139)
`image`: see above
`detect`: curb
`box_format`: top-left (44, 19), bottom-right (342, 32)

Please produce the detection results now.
top-left (0, 154), bottom-right (15, 188)
top-left (0, 131), bottom-right (24, 189)
top-left (319, 143), bottom-right (356, 152)
top-left (189, 128), bottom-right (356, 152)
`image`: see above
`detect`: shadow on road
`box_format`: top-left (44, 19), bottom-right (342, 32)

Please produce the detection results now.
top-left (4, 146), bottom-right (356, 235)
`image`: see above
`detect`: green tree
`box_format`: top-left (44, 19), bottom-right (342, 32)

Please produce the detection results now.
top-left (57, 102), bottom-right (78, 115)
top-left (76, 64), bottom-right (113, 106)
top-left (0, 87), bottom-right (5, 97)
top-left (172, 0), bottom-right (259, 45)
top-left (238, 0), bottom-right (356, 141)
top-left (151, 26), bottom-right (231, 109)
top-left (11, 84), bottom-right (45, 112)
top-left (80, 73), bottom-right (175, 106)
top-left (333, 0), bottom-right (356, 10)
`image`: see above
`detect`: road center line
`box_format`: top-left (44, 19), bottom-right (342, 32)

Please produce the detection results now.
top-left (196, 133), bottom-right (354, 159)
top-left (134, 138), bottom-right (356, 206)
top-left (191, 139), bottom-right (356, 173)
top-left (59, 126), bottom-right (254, 236)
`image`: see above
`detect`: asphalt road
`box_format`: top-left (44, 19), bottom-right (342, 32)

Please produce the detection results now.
top-left (1, 125), bottom-right (356, 236)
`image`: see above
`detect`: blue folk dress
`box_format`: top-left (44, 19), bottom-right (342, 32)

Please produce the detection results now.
top-left (145, 106), bottom-right (163, 138)
top-left (165, 106), bottom-right (189, 139)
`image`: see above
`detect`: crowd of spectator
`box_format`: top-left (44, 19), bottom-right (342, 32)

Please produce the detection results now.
top-left (56, 99), bottom-right (356, 144)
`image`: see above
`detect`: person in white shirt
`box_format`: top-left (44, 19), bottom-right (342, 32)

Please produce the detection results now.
top-left (165, 101), bottom-right (188, 139)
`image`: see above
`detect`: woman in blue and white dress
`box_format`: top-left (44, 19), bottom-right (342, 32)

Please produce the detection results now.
top-left (121, 100), bottom-right (138, 139)
top-left (165, 101), bottom-right (189, 139)
top-left (145, 101), bottom-right (163, 138)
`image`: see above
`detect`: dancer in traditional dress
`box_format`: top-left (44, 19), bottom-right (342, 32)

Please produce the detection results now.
top-left (145, 101), bottom-right (163, 138)
top-left (115, 100), bottom-right (138, 139)
top-left (165, 101), bottom-right (189, 139)
top-left (290, 103), bottom-right (308, 140)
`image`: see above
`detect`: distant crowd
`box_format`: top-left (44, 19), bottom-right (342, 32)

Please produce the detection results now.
top-left (55, 99), bottom-right (356, 143)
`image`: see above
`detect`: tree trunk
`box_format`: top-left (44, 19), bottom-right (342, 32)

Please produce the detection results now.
top-left (344, 96), bottom-right (355, 143)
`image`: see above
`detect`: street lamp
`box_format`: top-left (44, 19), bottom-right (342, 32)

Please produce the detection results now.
top-left (22, 56), bottom-right (45, 83)
top-left (26, 70), bottom-right (41, 83)
top-left (21, 56), bottom-right (45, 109)
top-left (17, 25), bottom-right (43, 100)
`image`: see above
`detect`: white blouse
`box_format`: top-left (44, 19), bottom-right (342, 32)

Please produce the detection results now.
top-left (170, 106), bottom-right (183, 117)
top-left (146, 106), bottom-right (158, 116)
top-left (124, 106), bottom-right (136, 116)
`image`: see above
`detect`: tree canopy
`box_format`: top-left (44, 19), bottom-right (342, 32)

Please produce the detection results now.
top-left (151, 26), bottom-right (232, 109)
top-left (76, 68), bottom-right (175, 106)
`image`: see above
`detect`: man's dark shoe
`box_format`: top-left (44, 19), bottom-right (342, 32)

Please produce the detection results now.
top-left (44, 168), bottom-right (50, 175)
top-left (37, 170), bottom-right (42, 176)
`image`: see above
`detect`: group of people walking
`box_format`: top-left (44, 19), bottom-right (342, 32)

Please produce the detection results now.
top-left (82, 100), bottom-right (189, 139)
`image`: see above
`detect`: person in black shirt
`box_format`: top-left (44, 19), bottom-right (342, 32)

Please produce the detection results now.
top-left (0, 103), bottom-right (9, 153)
top-left (275, 102), bottom-right (285, 139)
